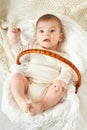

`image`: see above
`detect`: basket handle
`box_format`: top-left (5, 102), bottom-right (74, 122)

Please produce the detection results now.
top-left (16, 49), bottom-right (81, 93)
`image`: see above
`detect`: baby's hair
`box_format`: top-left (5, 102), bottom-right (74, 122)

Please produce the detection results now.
top-left (36, 14), bottom-right (63, 33)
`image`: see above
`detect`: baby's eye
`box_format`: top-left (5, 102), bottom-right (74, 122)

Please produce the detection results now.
top-left (50, 29), bottom-right (55, 33)
top-left (39, 30), bottom-right (44, 33)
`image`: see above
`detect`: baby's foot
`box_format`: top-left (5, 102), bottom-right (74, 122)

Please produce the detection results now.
top-left (27, 102), bottom-right (44, 116)
top-left (17, 99), bottom-right (31, 113)
top-left (17, 99), bottom-right (43, 115)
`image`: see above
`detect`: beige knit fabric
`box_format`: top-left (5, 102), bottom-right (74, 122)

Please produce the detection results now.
top-left (7, 0), bottom-right (87, 30)
top-left (0, 0), bottom-right (10, 20)
top-left (0, 0), bottom-right (87, 74)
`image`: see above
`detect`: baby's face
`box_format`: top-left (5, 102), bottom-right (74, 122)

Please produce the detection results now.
top-left (36, 20), bottom-right (62, 50)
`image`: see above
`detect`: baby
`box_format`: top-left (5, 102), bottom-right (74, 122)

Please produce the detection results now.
top-left (10, 14), bottom-right (75, 115)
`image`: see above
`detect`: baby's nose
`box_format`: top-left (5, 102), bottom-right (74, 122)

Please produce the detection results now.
top-left (44, 31), bottom-right (50, 36)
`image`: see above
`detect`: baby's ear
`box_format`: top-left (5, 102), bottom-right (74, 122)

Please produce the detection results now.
top-left (59, 33), bottom-right (65, 43)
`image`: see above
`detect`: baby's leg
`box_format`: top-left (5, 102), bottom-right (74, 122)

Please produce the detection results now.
top-left (40, 84), bottom-right (67, 111)
top-left (28, 85), bottom-right (67, 115)
top-left (10, 73), bottom-right (30, 112)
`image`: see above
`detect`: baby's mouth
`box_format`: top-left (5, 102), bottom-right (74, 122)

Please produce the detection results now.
top-left (43, 39), bottom-right (50, 42)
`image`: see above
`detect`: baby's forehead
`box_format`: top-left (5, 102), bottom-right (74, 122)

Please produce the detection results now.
top-left (37, 20), bottom-right (61, 28)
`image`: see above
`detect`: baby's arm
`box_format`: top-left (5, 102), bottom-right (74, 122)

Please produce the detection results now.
top-left (10, 28), bottom-right (31, 60)
top-left (10, 28), bottom-right (21, 48)
top-left (55, 53), bottom-right (76, 88)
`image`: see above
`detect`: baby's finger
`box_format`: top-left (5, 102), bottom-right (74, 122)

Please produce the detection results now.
top-left (59, 87), bottom-right (67, 92)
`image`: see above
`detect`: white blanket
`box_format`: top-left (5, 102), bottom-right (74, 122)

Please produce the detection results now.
top-left (0, 1), bottom-right (87, 130)
top-left (1, 14), bottom-right (87, 130)
top-left (2, 75), bottom-right (79, 130)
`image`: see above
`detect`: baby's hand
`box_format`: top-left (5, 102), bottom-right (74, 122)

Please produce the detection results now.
top-left (10, 28), bottom-right (21, 48)
top-left (53, 80), bottom-right (67, 92)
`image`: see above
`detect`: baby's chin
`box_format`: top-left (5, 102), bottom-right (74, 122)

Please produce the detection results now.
top-left (41, 45), bottom-right (56, 51)
top-left (41, 46), bottom-right (51, 49)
